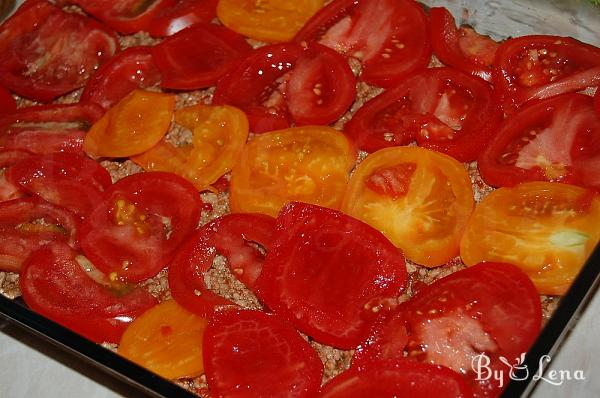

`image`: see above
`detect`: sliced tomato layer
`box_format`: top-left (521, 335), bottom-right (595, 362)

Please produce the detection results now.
top-left (430, 7), bottom-right (499, 81)
top-left (0, 197), bottom-right (80, 272)
top-left (460, 182), bottom-right (600, 295)
top-left (255, 202), bottom-right (407, 349)
top-left (478, 94), bottom-right (600, 190)
top-left (354, 262), bottom-right (542, 398)
top-left (147, 0), bottom-right (218, 37)
top-left (203, 309), bottom-right (323, 398)
top-left (81, 47), bottom-right (162, 111)
top-left (0, 103), bottom-right (104, 154)
top-left (0, 86), bottom-right (15, 116)
top-left (493, 35), bottom-right (600, 112)
top-left (213, 43), bottom-right (355, 132)
top-left (21, 242), bottom-right (158, 343)
top-left (0, 150), bottom-right (34, 202)
top-left (80, 172), bottom-right (201, 282)
top-left (294, 0), bottom-right (431, 87)
top-left (344, 67), bottom-right (501, 160)
top-left (0, 0), bottom-right (118, 102)
top-left (342, 146), bottom-right (474, 267)
top-left (152, 23), bottom-right (251, 90)
top-left (318, 360), bottom-right (471, 398)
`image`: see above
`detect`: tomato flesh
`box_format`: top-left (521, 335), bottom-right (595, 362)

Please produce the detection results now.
top-left (0, 86), bottom-right (15, 116)
top-left (148, 0), bottom-right (218, 37)
top-left (255, 202), bottom-right (407, 349)
top-left (0, 150), bottom-right (34, 202)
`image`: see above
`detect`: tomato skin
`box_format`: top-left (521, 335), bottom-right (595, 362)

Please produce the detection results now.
top-left (0, 86), bottom-right (15, 116)
top-left (80, 172), bottom-right (202, 282)
top-left (318, 360), bottom-right (472, 398)
top-left (0, 197), bottom-right (80, 272)
top-left (0, 149), bottom-right (34, 202)
top-left (429, 7), bottom-right (499, 82)
top-left (168, 213), bottom-right (275, 316)
top-left (354, 262), bottom-right (541, 398)
top-left (148, 0), bottom-right (218, 37)
top-left (294, 0), bottom-right (431, 87)
top-left (595, 87), bottom-right (600, 118)
top-left (152, 24), bottom-right (251, 90)
top-left (255, 202), bottom-right (407, 349)
top-left (203, 309), bottom-right (324, 398)
top-left (0, 0), bottom-right (119, 102)
top-left (342, 146), bottom-right (474, 267)
top-left (20, 242), bottom-right (158, 343)
top-left (6, 153), bottom-right (112, 217)
top-left (478, 94), bottom-right (600, 190)
top-left (344, 67), bottom-right (501, 160)
top-left (230, 126), bottom-right (356, 217)
top-left (493, 35), bottom-right (600, 112)
top-left (460, 182), bottom-right (600, 295)
top-left (0, 102), bottom-right (105, 154)
top-left (81, 47), bottom-right (162, 111)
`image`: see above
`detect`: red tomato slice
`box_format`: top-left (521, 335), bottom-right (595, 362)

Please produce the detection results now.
top-left (80, 172), bottom-right (201, 282)
top-left (6, 153), bottom-right (112, 217)
top-left (430, 7), bottom-right (499, 82)
top-left (255, 202), bottom-right (407, 349)
top-left (168, 213), bottom-right (275, 316)
top-left (493, 35), bottom-right (600, 112)
top-left (213, 43), bottom-right (356, 132)
top-left (152, 24), bottom-right (251, 90)
top-left (203, 309), bottom-right (323, 398)
top-left (344, 67), bottom-right (501, 161)
top-left (0, 150), bottom-right (33, 202)
top-left (0, 197), bottom-right (80, 272)
top-left (63, 0), bottom-right (177, 35)
top-left (0, 86), bottom-right (15, 116)
top-left (148, 0), bottom-right (218, 37)
top-left (595, 87), bottom-right (600, 117)
top-left (0, 0), bottom-right (118, 102)
top-left (20, 242), bottom-right (158, 343)
top-left (0, 103), bottom-right (105, 154)
top-left (294, 0), bottom-right (431, 87)
top-left (318, 360), bottom-right (471, 398)
top-left (478, 93), bottom-right (600, 189)
top-left (354, 262), bottom-right (542, 398)
top-left (81, 47), bottom-right (162, 111)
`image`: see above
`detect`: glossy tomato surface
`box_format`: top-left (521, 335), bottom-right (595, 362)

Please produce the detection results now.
top-left (493, 35), bottom-right (600, 112)
top-left (294, 0), bottom-right (431, 87)
top-left (81, 47), bottom-right (162, 110)
top-left (21, 242), bottom-right (158, 343)
top-left (80, 172), bottom-right (201, 282)
top-left (0, 0), bottom-right (118, 102)
top-left (230, 126), bottom-right (356, 217)
top-left (0, 149), bottom-right (33, 201)
top-left (342, 146), bottom-right (474, 267)
top-left (0, 197), bottom-right (80, 272)
top-left (7, 152), bottom-right (112, 217)
top-left (255, 202), bottom-right (407, 349)
top-left (318, 360), bottom-right (471, 398)
top-left (354, 262), bottom-right (542, 398)
top-left (478, 94), bottom-right (600, 190)
top-left (460, 182), bottom-right (600, 295)
top-left (344, 67), bottom-right (501, 160)
top-left (133, 104), bottom-right (248, 192)
top-left (203, 309), bottom-right (323, 398)
top-left (0, 103), bottom-right (104, 154)
top-left (148, 0), bottom-right (218, 37)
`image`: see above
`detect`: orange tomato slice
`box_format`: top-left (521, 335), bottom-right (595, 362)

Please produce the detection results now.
top-left (118, 299), bottom-right (208, 380)
top-left (341, 146), bottom-right (474, 267)
top-left (84, 89), bottom-right (175, 158)
top-left (460, 182), bottom-right (600, 295)
top-left (216, 0), bottom-right (323, 42)
top-left (230, 125), bottom-right (356, 217)
top-left (132, 104), bottom-right (249, 191)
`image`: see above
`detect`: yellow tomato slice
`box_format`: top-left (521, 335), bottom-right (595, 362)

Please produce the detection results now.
top-left (118, 299), bottom-right (208, 380)
top-left (230, 125), bottom-right (356, 217)
top-left (216, 0), bottom-right (323, 42)
top-left (84, 89), bottom-right (175, 158)
top-left (132, 104), bottom-right (249, 192)
top-left (460, 182), bottom-right (600, 295)
top-left (341, 146), bottom-right (474, 267)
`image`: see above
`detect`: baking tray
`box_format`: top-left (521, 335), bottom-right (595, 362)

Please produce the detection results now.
top-left (1, 0), bottom-right (599, 397)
